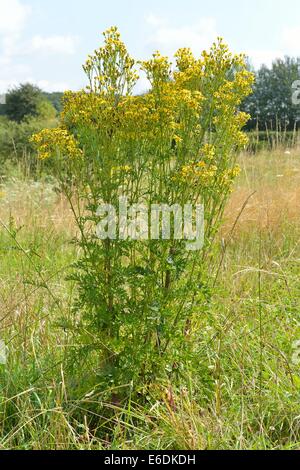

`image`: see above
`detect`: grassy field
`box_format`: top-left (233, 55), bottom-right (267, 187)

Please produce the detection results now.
top-left (0, 147), bottom-right (300, 450)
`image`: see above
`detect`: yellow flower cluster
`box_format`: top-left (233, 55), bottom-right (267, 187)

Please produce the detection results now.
top-left (30, 26), bottom-right (254, 189)
top-left (200, 143), bottom-right (216, 161)
top-left (174, 160), bottom-right (218, 186)
top-left (30, 128), bottom-right (83, 160)
top-left (111, 165), bottom-right (131, 176)
top-left (174, 48), bottom-right (203, 89)
top-left (175, 48), bottom-right (197, 72)
top-left (61, 91), bottom-right (110, 130)
top-left (83, 26), bottom-right (138, 96)
top-left (140, 52), bottom-right (172, 87)
top-left (216, 166), bottom-right (241, 192)
top-left (174, 161), bottom-right (241, 192)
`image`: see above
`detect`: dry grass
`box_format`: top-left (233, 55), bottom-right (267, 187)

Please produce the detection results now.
top-left (224, 147), bottom-right (300, 234)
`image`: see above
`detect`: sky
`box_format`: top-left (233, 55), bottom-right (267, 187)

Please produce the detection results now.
top-left (0, 0), bottom-right (300, 94)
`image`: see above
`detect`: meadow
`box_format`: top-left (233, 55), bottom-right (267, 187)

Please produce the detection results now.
top-left (1, 27), bottom-right (300, 451)
top-left (0, 145), bottom-right (299, 450)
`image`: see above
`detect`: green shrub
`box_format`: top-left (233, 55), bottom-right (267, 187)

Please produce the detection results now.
top-left (0, 116), bottom-right (58, 173)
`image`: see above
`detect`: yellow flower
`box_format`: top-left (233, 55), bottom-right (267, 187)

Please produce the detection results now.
top-left (30, 128), bottom-right (83, 160)
top-left (174, 135), bottom-right (183, 144)
top-left (30, 27), bottom-right (253, 198)
top-left (111, 165), bottom-right (132, 176)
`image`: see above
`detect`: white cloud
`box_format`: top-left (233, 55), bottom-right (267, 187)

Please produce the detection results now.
top-left (0, 0), bottom-right (31, 36)
top-left (245, 26), bottom-right (300, 70)
top-left (0, 77), bottom-right (71, 93)
top-left (282, 27), bottom-right (300, 55)
top-left (145, 13), bottom-right (166, 28)
top-left (0, 0), bottom-right (31, 63)
top-left (29, 35), bottom-right (78, 55)
top-left (246, 49), bottom-right (285, 69)
top-left (0, 60), bottom-right (31, 92)
top-left (4, 34), bottom-right (79, 58)
top-left (146, 14), bottom-right (218, 58)
top-left (0, 0), bottom-right (78, 92)
top-left (33, 79), bottom-right (71, 92)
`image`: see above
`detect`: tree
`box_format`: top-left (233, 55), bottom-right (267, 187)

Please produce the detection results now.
top-left (35, 99), bottom-right (57, 120)
top-left (5, 83), bottom-right (56, 122)
top-left (43, 92), bottom-right (64, 113)
top-left (242, 57), bottom-right (300, 130)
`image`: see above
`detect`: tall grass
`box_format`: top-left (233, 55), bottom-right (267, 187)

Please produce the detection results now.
top-left (0, 146), bottom-right (300, 449)
top-left (246, 127), bottom-right (300, 153)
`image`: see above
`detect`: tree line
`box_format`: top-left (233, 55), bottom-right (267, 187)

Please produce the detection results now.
top-left (242, 56), bottom-right (300, 131)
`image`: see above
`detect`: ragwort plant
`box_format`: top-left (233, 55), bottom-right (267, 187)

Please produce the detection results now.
top-left (31, 27), bottom-right (254, 400)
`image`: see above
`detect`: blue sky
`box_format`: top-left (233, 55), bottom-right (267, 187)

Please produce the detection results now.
top-left (0, 0), bottom-right (300, 93)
